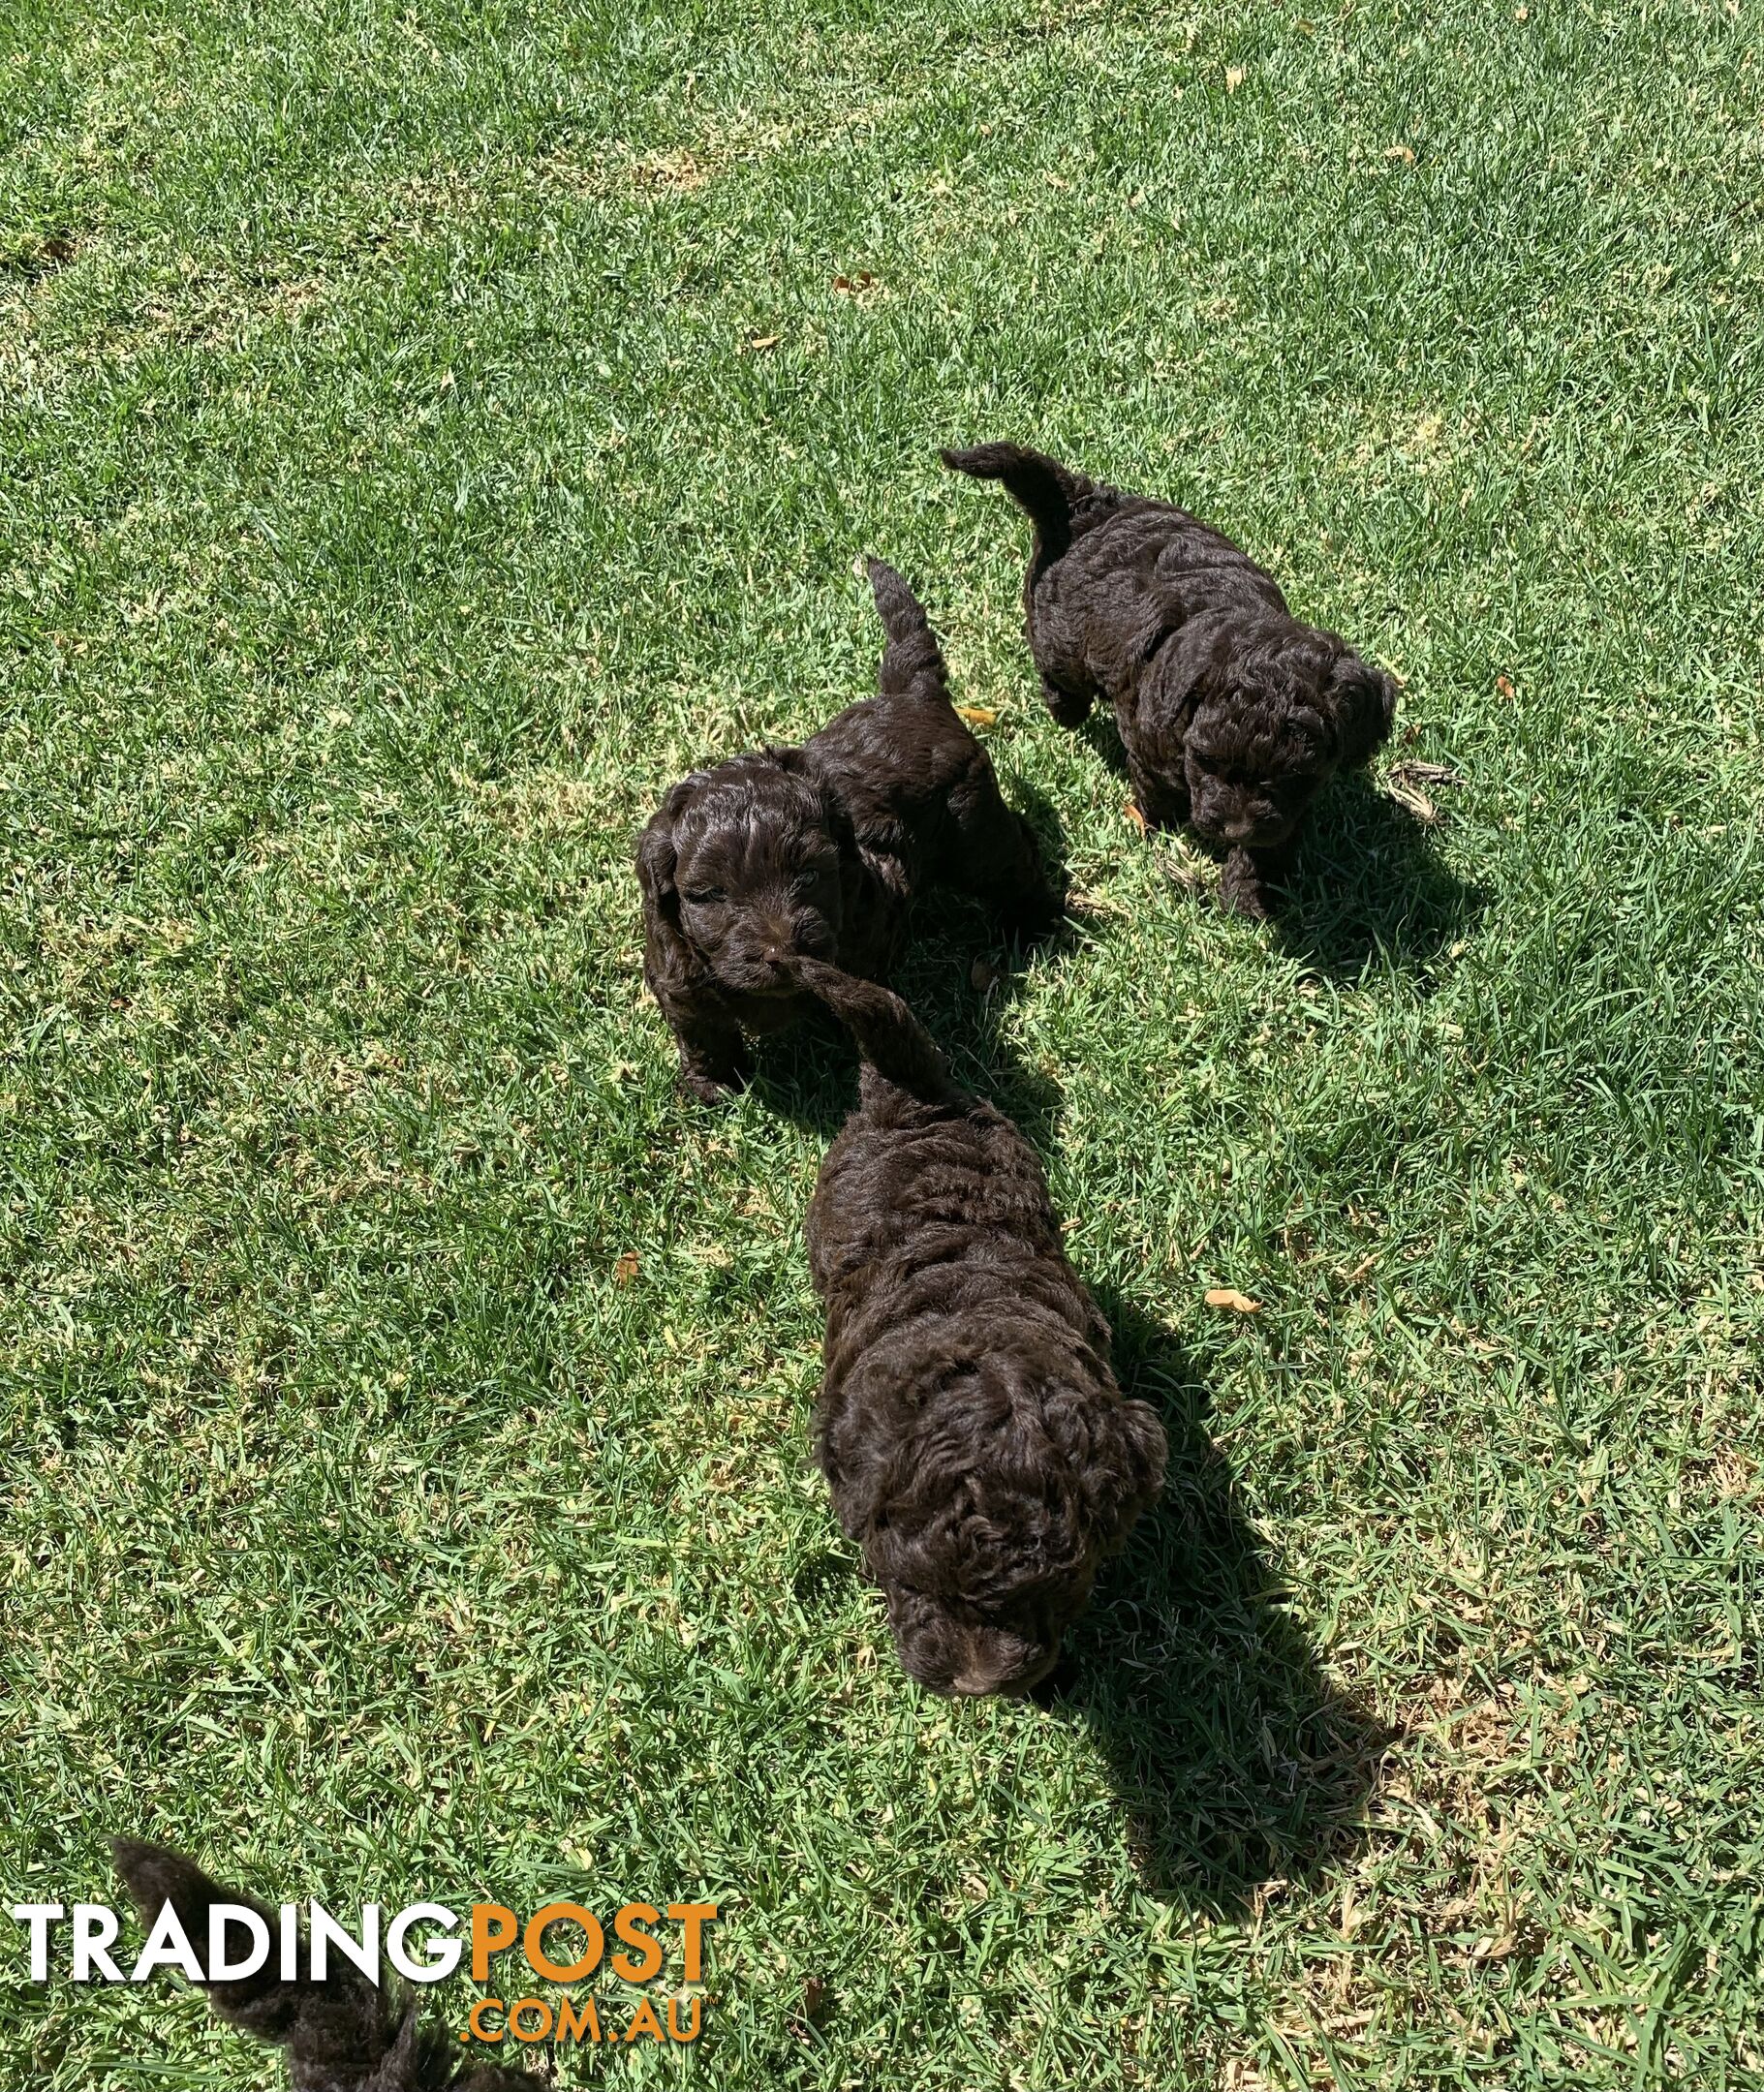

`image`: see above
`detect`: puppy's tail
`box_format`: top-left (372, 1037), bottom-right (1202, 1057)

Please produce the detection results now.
top-left (781, 956), bottom-right (962, 1108)
top-left (866, 556), bottom-right (952, 705)
top-left (940, 442), bottom-right (1094, 559)
top-left (111, 1838), bottom-right (526, 2090)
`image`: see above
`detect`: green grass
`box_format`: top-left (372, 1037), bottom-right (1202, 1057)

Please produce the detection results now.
top-left (3, 0), bottom-right (1762, 2084)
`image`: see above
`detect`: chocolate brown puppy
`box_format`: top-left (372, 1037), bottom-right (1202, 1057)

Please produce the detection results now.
top-left (789, 955), bottom-right (1165, 1697)
top-left (944, 442), bottom-right (1399, 918)
top-left (112, 1839), bottom-right (529, 2090)
top-left (637, 560), bottom-right (1058, 1100)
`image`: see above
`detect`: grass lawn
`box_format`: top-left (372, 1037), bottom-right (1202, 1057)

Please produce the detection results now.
top-left (4, 0), bottom-right (1762, 2084)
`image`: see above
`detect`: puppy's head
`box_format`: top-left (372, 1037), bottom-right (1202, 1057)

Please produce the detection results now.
top-left (824, 1340), bottom-right (1166, 1697)
top-left (637, 754), bottom-right (848, 998)
top-left (1184, 633), bottom-right (1397, 851)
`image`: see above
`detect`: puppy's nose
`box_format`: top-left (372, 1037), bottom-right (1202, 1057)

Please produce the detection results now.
top-left (761, 944), bottom-right (789, 967)
top-left (949, 1634), bottom-right (1053, 1698)
top-left (952, 1664), bottom-right (1037, 1700)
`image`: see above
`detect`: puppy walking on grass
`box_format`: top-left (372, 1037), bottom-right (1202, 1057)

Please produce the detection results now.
top-left (944, 442), bottom-right (1399, 918)
top-left (111, 1839), bottom-right (528, 2091)
top-left (787, 954), bottom-right (1165, 1698)
top-left (637, 559), bottom-right (1060, 1101)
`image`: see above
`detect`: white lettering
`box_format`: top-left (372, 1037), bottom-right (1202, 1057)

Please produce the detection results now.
top-left (208, 1904), bottom-right (270, 1982)
top-left (9, 1904), bottom-right (65, 1981)
top-left (310, 1901), bottom-right (379, 1984)
top-left (130, 1901), bottom-right (204, 1983)
top-left (386, 1903), bottom-right (460, 1984)
top-left (73, 1905), bottom-right (124, 1982)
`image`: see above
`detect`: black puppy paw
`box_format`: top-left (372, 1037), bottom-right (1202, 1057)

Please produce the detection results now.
top-left (679, 1057), bottom-right (752, 1105)
top-left (1219, 847), bottom-right (1276, 920)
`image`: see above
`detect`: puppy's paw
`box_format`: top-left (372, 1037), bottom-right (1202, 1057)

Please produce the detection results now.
top-left (1219, 847), bottom-right (1275, 920)
top-left (679, 1060), bottom-right (751, 1105)
top-left (1042, 679), bottom-right (1094, 728)
top-left (1000, 885), bottom-right (1066, 945)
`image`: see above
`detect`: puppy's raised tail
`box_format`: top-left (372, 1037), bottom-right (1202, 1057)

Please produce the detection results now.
top-left (866, 556), bottom-right (952, 704)
top-left (940, 442), bottom-right (1094, 559)
top-left (111, 1838), bottom-right (526, 2090)
top-left (783, 955), bottom-right (962, 1109)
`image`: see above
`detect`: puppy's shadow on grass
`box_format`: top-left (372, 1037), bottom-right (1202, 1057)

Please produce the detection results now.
top-left (1274, 771), bottom-right (1481, 984)
top-left (1049, 1288), bottom-right (1388, 1913)
top-left (752, 784), bottom-right (1076, 1149)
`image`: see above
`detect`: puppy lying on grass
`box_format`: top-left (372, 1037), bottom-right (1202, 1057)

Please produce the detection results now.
top-left (944, 442), bottom-right (1399, 919)
top-left (637, 559), bottom-right (1059, 1101)
top-left (112, 1838), bottom-right (528, 2091)
top-left (787, 955), bottom-right (1165, 1697)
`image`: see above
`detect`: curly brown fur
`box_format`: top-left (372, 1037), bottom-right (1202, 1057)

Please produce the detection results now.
top-left (636, 559), bottom-right (1059, 1100)
top-left (786, 955), bottom-right (1166, 1697)
top-left (944, 443), bottom-right (1399, 918)
top-left (111, 1840), bottom-right (528, 2092)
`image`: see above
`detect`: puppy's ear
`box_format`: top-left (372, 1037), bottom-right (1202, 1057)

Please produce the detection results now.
top-left (1046, 1390), bottom-right (1167, 1554)
top-left (636, 782), bottom-right (717, 1000)
top-left (635, 786), bottom-right (690, 928)
top-left (1325, 655), bottom-right (1399, 771)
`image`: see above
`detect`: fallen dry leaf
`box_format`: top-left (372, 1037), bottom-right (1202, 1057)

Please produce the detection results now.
top-left (1385, 758), bottom-right (1467, 825)
top-left (1385, 143), bottom-right (1416, 165)
top-left (954, 704), bottom-right (998, 728)
top-left (1385, 781), bottom-right (1440, 823)
top-left (1225, 65), bottom-right (1247, 92)
top-left (1388, 760), bottom-right (1466, 790)
top-left (1205, 1287), bottom-right (1261, 1314)
top-left (1495, 673), bottom-right (1516, 698)
top-left (745, 332), bottom-right (781, 352)
top-left (802, 1977), bottom-right (828, 2019)
top-left (1159, 850), bottom-right (1210, 898)
top-left (613, 1252), bottom-right (639, 1284)
top-left (832, 270), bottom-right (877, 295)
top-left (1124, 799), bottom-right (1148, 836)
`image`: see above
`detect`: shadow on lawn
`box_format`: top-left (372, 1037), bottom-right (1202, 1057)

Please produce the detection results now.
top-left (752, 781), bottom-right (1074, 1149)
top-left (1047, 1287), bottom-right (1389, 1912)
top-left (1075, 713), bottom-right (1479, 982)
top-left (1273, 770), bottom-right (1482, 983)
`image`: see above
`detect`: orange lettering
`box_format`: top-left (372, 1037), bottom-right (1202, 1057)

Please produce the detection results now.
top-left (667, 1903), bottom-right (719, 1984)
top-left (668, 1995), bottom-right (703, 2043)
top-left (471, 1906), bottom-right (517, 1984)
top-left (522, 1901), bottom-right (603, 1984)
top-left (466, 1997), bottom-right (506, 2043)
top-left (509, 1997), bottom-right (553, 2044)
top-left (625, 1995), bottom-right (665, 2043)
top-left (556, 1995), bottom-right (603, 2044)
top-left (611, 1903), bottom-right (663, 1984)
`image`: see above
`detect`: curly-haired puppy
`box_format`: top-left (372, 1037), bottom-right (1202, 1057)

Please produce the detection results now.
top-left (637, 559), bottom-right (1058, 1100)
top-left (786, 954), bottom-right (1166, 1697)
top-left (112, 1838), bottom-right (529, 2090)
top-left (944, 442), bottom-right (1399, 918)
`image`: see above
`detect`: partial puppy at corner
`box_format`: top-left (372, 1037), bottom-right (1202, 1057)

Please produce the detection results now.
top-left (111, 1837), bottom-right (530, 2089)
top-left (944, 442), bottom-right (1400, 919)
top-left (785, 954), bottom-right (1166, 1698)
top-left (636, 559), bottom-right (1060, 1102)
